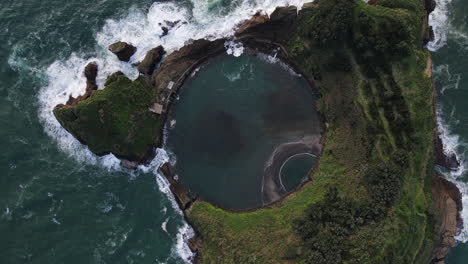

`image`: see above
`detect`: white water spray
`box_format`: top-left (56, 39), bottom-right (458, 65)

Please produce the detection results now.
top-left (428, 0), bottom-right (453, 51)
top-left (36, 0), bottom-right (314, 261)
top-left (429, 0), bottom-right (468, 242)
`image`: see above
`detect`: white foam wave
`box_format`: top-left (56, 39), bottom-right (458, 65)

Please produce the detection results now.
top-left (429, 0), bottom-right (468, 241)
top-left (172, 223), bottom-right (195, 263)
top-left (162, 217), bottom-right (170, 233)
top-left (37, 54), bottom-right (122, 169)
top-left (450, 28), bottom-right (468, 49)
top-left (257, 52), bottom-right (302, 76)
top-left (433, 64), bottom-right (461, 94)
top-left (37, 0), bottom-right (314, 261)
top-left (436, 107), bottom-right (468, 242)
top-left (225, 40), bottom-right (244, 57)
top-left (139, 148), bottom-right (195, 262)
top-left (428, 0), bottom-right (453, 51)
top-left (38, 0), bottom-right (313, 164)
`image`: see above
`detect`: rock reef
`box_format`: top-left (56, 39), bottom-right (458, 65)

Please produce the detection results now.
top-left (52, 1), bottom-right (464, 263)
top-left (108, 41), bottom-right (136, 62)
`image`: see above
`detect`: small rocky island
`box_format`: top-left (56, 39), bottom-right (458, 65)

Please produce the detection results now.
top-left (53, 0), bottom-right (463, 263)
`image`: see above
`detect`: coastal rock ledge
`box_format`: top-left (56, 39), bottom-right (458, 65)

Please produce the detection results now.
top-left (52, 0), bottom-right (464, 263)
top-left (432, 175), bottom-right (463, 264)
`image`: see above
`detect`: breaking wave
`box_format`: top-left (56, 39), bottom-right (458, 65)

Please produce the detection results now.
top-left (33, 0), bottom-right (314, 262)
top-left (428, 0), bottom-right (453, 51)
top-left (429, 0), bottom-right (468, 242)
top-left (436, 106), bottom-right (468, 242)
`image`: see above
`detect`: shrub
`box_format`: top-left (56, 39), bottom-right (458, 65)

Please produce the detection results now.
top-left (364, 162), bottom-right (403, 207)
top-left (293, 188), bottom-right (368, 264)
top-left (308, 0), bottom-right (356, 45)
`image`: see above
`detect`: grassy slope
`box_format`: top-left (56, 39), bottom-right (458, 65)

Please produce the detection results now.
top-left (187, 0), bottom-right (437, 263)
top-left (53, 75), bottom-right (162, 161)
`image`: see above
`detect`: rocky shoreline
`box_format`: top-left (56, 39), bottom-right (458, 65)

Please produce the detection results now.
top-left (51, 1), bottom-right (464, 262)
top-left (430, 45), bottom-right (463, 264)
top-left (156, 3), bottom-right (464, 261)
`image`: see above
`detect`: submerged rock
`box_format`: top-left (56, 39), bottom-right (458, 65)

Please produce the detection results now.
top-left (121, 159), bottom-right (138, 169)
top-left (108, 41), bottom-right (137, 62)
top-left (137, 46), bottom-right (165, 75)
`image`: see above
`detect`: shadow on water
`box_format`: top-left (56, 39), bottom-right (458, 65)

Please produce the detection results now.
top-left (166, 53), bottom-right (322, 209)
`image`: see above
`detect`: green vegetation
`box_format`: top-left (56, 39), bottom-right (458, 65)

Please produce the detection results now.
top-left (53, 75), bottom-right (161, 161)
top-left (188, 0), bottom-right (438, 263)
top-left (306, 0), bottom-right (355, 45)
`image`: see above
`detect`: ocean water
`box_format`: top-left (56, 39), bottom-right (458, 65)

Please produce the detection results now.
top-left (430, 0), bottom-right (468, 262)
top-left (1, 0), bottom-right (467, 262)
top-left (0, 0), bottom-right (311, 263)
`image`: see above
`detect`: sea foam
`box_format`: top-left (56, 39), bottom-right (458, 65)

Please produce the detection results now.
top-left (39, 0), bottom-right (313, 165)
top-left (436, 107), bottom-right (468, 242)
top-left (428, 0), bottom-right (453, 51)
top-left (36, 0), bottom-right (314, 262)
top-left (429, 0), bottom-right (468, 242)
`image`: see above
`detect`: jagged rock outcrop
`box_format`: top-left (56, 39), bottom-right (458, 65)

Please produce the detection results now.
top-left (423, 0), bottom-right (437, 45)
top-left (51, 2), bottom-right (464, 262)
top-left (159, 20), bottom-right (181, 37)
top-left (435, 134), bottom-right (461, 170)
top-left (54, 5), bottom-right (314, 163)
top-left (431, 175), bottom-right (463, 264)
top-left (108, 41), bottom-right (137, 62)
top-left (84, 62), bottom-right (98, 90)
top-left (137, 46), bottom-right (165, 75)
top-left (65, 62), bottom-right (98, 106)
top-left (53, 74), bottom-right (161, 162)
top-left (159, 163), bottom-right (196, 209)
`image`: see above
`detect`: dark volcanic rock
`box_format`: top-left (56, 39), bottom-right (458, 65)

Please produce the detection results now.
top-left (159, 163), bottom-right (196, 210)
top-left (426, 0), bottom-right (437, 14)
top-left (55, 4), bottom-right (311, 164)
top-left (108, 41), bottom-right (137, 62)
top-left (65, 62), bottom-right (98, 106)
top-left (106, 71), bottom-right (124, 82)
top-left (161, 26), bottom-right (169, 37)
top-left (235, 6), bottom-right (299, 46)
top-left (159, 20), bottom-right (180, 37)
top-left (435, 135), bottom-right (460, 170)
top-left (84, 62), bottom-right (98, 82)
top-left (54, 75), bottom-right (162, 162)
top-left (431, 175), bottom-right (463, 263)
top-left (235, 12), bottom-right (269, 35)
top-left (151, 39), bottom-right (226, 105)
top-left (84, 62), bottom-right (98, 91)
top-left (188, 235), bottom-right (203, 253)
top-left (137, 46), bottom-right (165, 75)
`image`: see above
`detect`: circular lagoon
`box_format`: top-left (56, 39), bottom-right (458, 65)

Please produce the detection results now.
top-left (280, 153), bottom-right (318, 192)
top-left (166, 53), bottom-right (322, 209)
